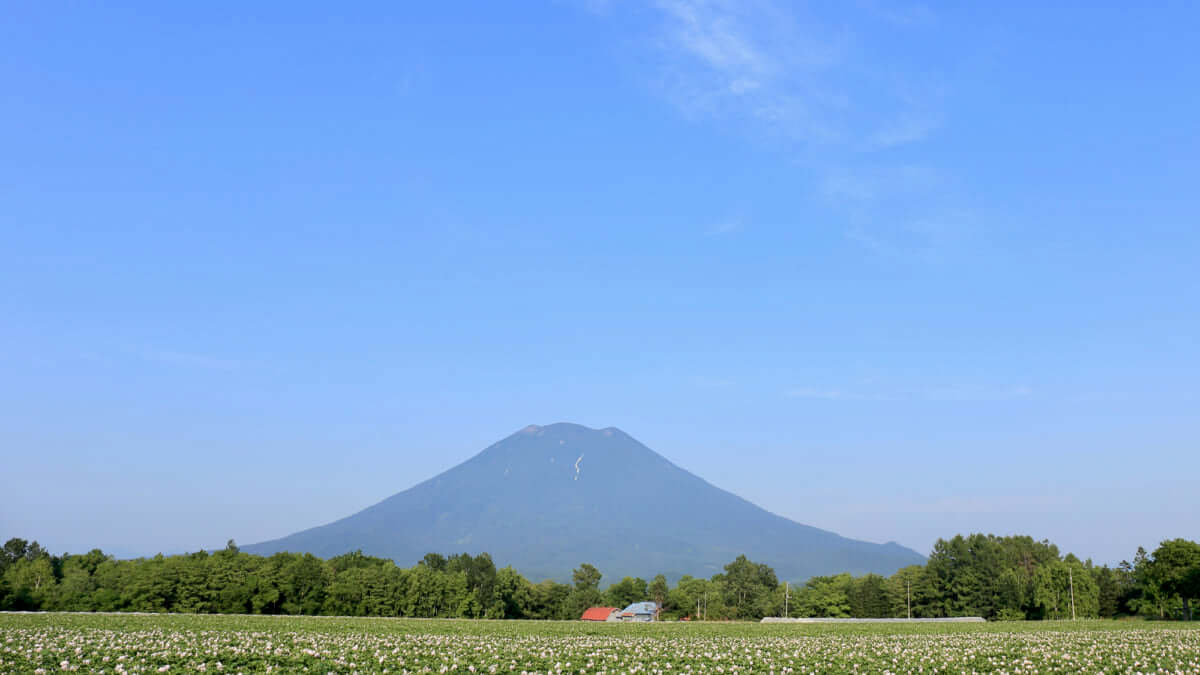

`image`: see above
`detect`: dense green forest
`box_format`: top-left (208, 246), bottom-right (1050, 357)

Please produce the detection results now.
top-left (2, 535), bottom-right (1197, 621)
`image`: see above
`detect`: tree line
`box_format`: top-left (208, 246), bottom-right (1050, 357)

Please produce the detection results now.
top-left (2, 534), bottom-right (1197, 620)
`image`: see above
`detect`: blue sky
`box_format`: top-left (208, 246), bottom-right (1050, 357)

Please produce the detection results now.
top-left (2, 1), bottom-right (1197, 567)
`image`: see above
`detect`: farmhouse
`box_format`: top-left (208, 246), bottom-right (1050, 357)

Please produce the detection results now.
top-left (618, 601), bottom-right (659, 622)
top-left (580, 606), bottom-right (620, 622)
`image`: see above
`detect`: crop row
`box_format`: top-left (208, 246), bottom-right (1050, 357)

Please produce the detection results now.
top-left (3, 622), bottom-right (1200, 674)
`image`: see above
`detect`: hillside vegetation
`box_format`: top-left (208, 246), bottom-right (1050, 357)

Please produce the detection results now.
top-left (3, 534), bottom-right (1197, 621)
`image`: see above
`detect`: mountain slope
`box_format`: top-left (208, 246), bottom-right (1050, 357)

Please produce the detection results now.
top-left (245, 423), bottom-right (923, 581)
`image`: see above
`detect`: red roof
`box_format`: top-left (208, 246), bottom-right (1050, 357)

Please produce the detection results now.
top-left (581, 606), bottom-right (618, 621)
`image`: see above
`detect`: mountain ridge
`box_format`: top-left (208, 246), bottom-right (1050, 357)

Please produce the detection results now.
top-left (245, 422), bottom-right (924, 581)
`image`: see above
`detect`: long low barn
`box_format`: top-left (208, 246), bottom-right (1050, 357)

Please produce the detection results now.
top-left (581, 607), bottom-right (620, 622)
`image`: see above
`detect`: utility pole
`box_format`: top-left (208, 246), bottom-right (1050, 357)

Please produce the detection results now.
top-left (785, 582), bottom-right (789, 618)
top-left (703, 592), bottom-right (707, 621)
top-left (906, 580), bottom-right (912, 620)
top-left (1069, 568), bottom-right (1077, 621)
top-left (697, 598), bottom-right (700, 621)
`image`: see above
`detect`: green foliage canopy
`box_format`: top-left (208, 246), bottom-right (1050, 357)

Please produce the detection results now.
top-left (3, 534), bottom-right (1196, 621)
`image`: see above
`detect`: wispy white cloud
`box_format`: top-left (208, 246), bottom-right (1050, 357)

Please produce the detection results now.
top-left (658, 1), bottom-right (773, 76)
top-left (575, 0), bottom-right (616, 16)
top-left (587, 1), bottom-right (983, 260)
top-left (646, 0), bottom-right (940, 150)
top-left (819, 164), bottom-right (981, 262)
top-left (860, 1), bottom-right (937, 28)
top-left (624, 1), bottom-right (979, 258)
top-left (690, 375), bottom-right (735, 388)
top-left (785, 387), bottom-right (890, 401)
top-left (648, 0), bottom-right (851, 145)
top-left (705, 218), bottom-right (743, 236)
top-left (784, 387), bottom-right (840, 400)
top-left (820, 164), bottom-right (943, 204)
top-left (865, 112), bottom-right (942, 149)
top-left (786, 384), bottom-right (1033, 402)
top-left (144, 349), bottom-right (241, 371)
top-left (916, 385), bottom-right (1034, 402)
top-left (843, 210), bottom-right (980, 263)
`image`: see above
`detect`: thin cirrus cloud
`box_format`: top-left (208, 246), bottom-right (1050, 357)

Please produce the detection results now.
top-left (605, 1), bottom-right (969, 256)
top-left (143, 349), bottom-right (242, 371)
top-left (689, 375), bottom-right (736, 389)
top-left (820, 164), bottom-right (981, 262)
top-left (865, 112), bottom-right (943, 150)
top-left (785, 385), bottom-right (1033, 402)
top-left (704, 219), bottom-right (743, 236)
top-left (784, 387), bottom-right (886, 402)
top-left (645, 0), bottom-right (938, 149)
top-left (858, 0), bottom-right (937, 29)
top-left (648, 0), bottom-right (847, 145)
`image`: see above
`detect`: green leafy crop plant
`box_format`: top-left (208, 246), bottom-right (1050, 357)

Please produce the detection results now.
top-left (3, 614), bottom-right (1199, 673)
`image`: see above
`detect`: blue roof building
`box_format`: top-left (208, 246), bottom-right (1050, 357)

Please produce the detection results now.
top-left (619, 601), bottom-right (660, 622)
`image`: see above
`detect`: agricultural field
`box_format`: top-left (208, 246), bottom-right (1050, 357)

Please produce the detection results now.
top-left (2, 613), bottom-right (1199, 674)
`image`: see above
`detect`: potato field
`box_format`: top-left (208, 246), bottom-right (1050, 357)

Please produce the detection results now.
top-left (2, 613), bottom-right (1199, 674)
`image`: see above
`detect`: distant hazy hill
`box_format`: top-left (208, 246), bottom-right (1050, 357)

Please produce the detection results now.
top-left (245, 423), bottom-right (923, 581)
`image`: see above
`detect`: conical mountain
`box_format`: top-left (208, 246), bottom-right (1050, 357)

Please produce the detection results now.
top-left (245, 423), bottom-right (923, 581)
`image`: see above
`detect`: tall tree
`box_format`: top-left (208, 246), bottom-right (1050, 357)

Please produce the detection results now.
top-left (572, 563), bottom-right (602, 591)
top-left (419, 553), bottom-right (447, 571)
top-left (2, 556), bottom-right (56, 610)
top-left (887, 564), bottom-right (939, 618)
top-left (717, 555), bottom-right (778, 619)
top-left (527, 579), bottom-right (571, 619)
top-left (1032, 559), bottom-right (1099, 619)
top-left (796, 574), bottom-right (852, 618)
top-left (849, 574), bottom-right (890, 618)
top-left (649, 574), bottom-right (669, 608)
top-left (666, 575), bottom-right (712, 620)
top-left (447, 553), bottom-right (498, 616)
top-left (493, 566), bottom-right (532, 619)
top-left (604, 576), bottom-right (648, 608)
top-left (1127, 547), bottom-right (1170, 618)
top-left (566, 563), bottom-right (604, 618)
top-left (1150, 539), bottom-right (1200, 620)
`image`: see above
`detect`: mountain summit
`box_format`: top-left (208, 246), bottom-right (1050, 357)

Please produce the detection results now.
top-left (246, 423), bottom-right (923, 581)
